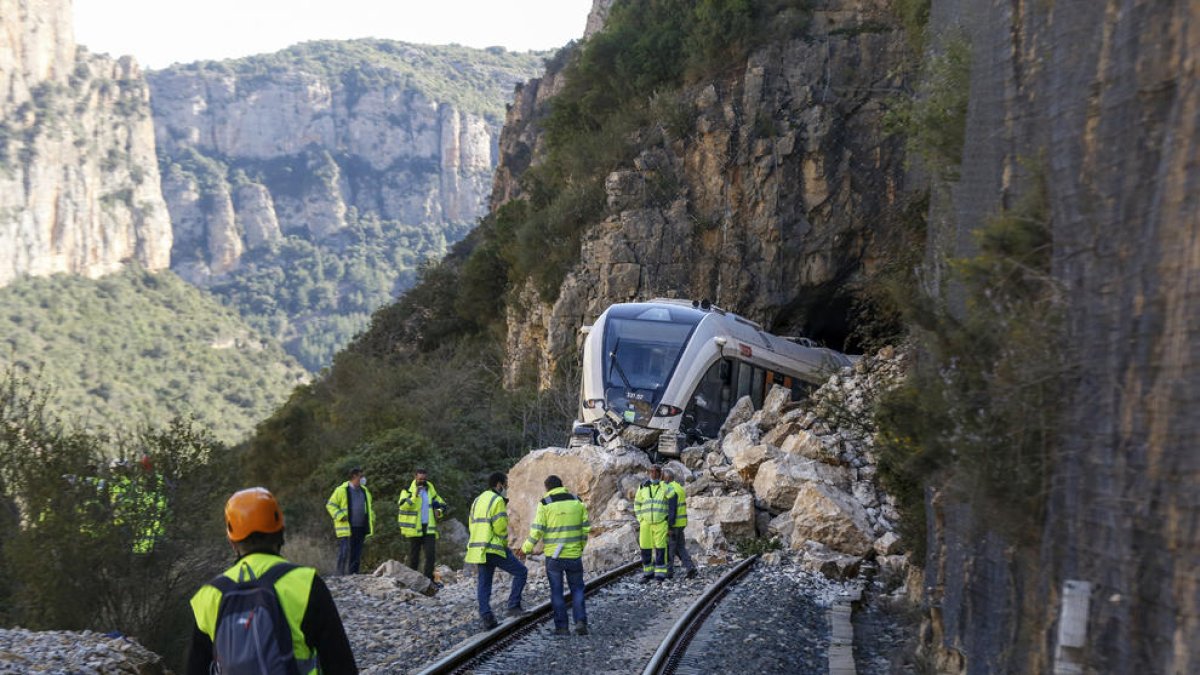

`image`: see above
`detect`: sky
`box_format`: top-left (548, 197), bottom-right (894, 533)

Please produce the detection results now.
top-left (73, 0), bottom-right (595, 68)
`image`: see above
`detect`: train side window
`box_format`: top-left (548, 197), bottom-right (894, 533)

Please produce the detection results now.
top-left (735, 360), bottom-right (753, 402)
top-left (685, 360), bottom-right (731, 439)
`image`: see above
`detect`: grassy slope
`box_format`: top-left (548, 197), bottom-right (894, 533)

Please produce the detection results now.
top-left (0, 269), bottom-right (308, 444)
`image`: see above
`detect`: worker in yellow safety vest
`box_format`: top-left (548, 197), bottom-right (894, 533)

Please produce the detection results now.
top-left (187, 487), bottom-right (357, 674)
top-left (466, 472), bottom-right (528, 631)
top-left (634, 464), bottom-right (669, 582)
top-left (397, 468), bottom-right (448, 582)
top-left (110, 455), bottom-right (168, 554)
top-left (520, 474), bottom-right (591, 635)
top-left (663, 467), bottom-right (697, 579)
top-left (326, 466), bottom-right (375, 575)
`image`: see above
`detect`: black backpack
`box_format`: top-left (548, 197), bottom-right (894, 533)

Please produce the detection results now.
top-left (209, 562), bottom-right (304, 675)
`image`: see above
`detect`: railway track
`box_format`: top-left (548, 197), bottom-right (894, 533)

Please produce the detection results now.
top-left (414, 560), bottom-right (640, 675)
top-left (415, 555), bottom-right (766, 675)
top-left (641, 554), bottom-right (759, 675)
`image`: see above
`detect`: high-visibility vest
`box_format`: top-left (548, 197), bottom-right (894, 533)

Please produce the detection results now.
top-left (465, 489), bottom-right (508, 563)
top-left (397, 481), bottom-right (445, 538)
top-left (522, 487), bottom-right (590, 560)
top-left (635, 480), bottom-right (669, 525)
top-left (189, 553), bottom-right (320, 674)
top-left (666, 480), bottom-right (687, 529)
top-left (326, 481), bottom-right (375, 538)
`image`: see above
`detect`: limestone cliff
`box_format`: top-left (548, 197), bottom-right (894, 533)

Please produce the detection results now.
top-left (0, 0), bottom-right (170, 287)
top-left (496, 0), bottom-right (913, 387)
top-left (147, 41), bottom-right (544, 284)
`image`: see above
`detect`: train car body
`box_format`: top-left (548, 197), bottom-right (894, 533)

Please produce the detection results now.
top-left (576, 299), bottom-right (855, 456)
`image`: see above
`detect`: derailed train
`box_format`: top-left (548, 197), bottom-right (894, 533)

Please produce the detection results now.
top-left (573, 299), bottom-right (856, 457)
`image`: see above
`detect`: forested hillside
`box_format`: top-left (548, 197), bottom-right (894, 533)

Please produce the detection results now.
top-left (0, 269), bottom-right (306, 443)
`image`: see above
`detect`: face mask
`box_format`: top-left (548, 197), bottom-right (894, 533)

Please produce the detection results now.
top-left (359, 477), bottom-right (367, 486)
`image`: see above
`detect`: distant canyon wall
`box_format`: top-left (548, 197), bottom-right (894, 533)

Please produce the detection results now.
top-left (0, 0), bottom-right (171, 287)
top-left (147, 47), bottom-right (536, 284)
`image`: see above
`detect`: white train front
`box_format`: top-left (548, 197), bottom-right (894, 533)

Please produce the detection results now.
top-left (576, 299), bottom-right (855, 456)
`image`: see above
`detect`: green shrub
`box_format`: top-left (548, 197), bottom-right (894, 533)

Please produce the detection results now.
top-left (884, 35), bottom-right (972, 179)
top-left (735, 536), bottom-right (783, 557)
top-left (0, 374), bottom-right (234, 672)
top-left (873, 170), bottom-right (1061, 559)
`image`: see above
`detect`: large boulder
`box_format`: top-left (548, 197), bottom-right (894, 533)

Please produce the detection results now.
top-left (753, 455), bottom-right (854, 513)
top-left (582, 521), bottom-right (639, 572)
top-left (762, 421), bottom-right (803, 448)
top-left (721, 421), bottom-right (762, 460)
top-left (372, 560), bottom-right (434, 595)
top-left (729, 443), bottom-right (778, 482)
top-left (506, 445), bottom-right (651, 547)
top-left (797, 540), bottom-right (862, 580)
top-left (780, 429), bottom-right (840, 464)
top-left (789, 483), bottom-right (876, 556)
top-left (767, 511), bottom-right (794, 549)
top-left (755, 384), bottom-right (794, 428)
top-left (685, 493), bottom-right (756, 552)
top-left (719, 395), bottom-right (755, 436)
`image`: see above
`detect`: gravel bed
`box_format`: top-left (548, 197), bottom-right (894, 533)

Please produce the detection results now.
top-left (0, 629), bottom-right (166, 674)
top-left (328, 562), bottom-right (554, 674)
top-left (672, 556), bottom-right (847, 675)
top-left (469, 565), bottom-right (729, 674)
top-left (853, 578), bottom-right (922, 674)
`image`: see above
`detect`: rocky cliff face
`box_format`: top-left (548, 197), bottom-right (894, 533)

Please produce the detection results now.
top-left (147, 42), bottom-right (542, 284)
top-left (917, 1), bottom-right (1200, 672)
top-left (0, 0), bottom-right (170, 287)
top-left (496, 0), bottom-right (914, 387)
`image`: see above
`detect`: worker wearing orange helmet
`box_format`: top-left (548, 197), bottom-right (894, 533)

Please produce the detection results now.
top-left (186, 487), bottom-right (357, 674)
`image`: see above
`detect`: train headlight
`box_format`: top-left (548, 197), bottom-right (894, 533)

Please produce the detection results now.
top-left (584, 398), bottom-right (606, 410)
top-left (655, 404), bottom-right (683, 417)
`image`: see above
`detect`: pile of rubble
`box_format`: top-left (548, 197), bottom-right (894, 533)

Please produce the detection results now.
top-left (505, 347), bottom-right (908, 579)
top-left (0, 629), bottom-right (166, 674)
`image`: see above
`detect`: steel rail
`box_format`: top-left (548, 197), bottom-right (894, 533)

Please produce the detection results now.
top-left (415, 559), bottom-right (641, 675)
top-left (641, 554), bottom-right (760, 675)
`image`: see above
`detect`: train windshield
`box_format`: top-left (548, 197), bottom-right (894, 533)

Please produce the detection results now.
top-left (602, 305), bottom-right (702, 425)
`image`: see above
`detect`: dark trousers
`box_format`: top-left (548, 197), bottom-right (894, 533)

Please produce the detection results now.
top-left (546, 557), bottom-right (587, 629)
top-left (476, 549), bottom-right (528, 620)
top-left (640, 546), bottom-right (667, 579)
top-left (666, 527), bottom-right (695, 576)
top-left (336, 526), bottom-right (368, 575)
top-left (407, 527), bottom-right (437, 579)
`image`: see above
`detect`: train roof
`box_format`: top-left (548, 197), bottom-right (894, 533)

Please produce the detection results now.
top-left (606, 299), bottom-right (855, 371)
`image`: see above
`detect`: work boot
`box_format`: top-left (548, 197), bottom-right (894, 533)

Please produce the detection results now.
top-left (686, 568), bottom-right (698, 579)
top-left (481, 615), bottom-right (499, 631)
top-left (639, 575), bottom-right (654, 584)
top-left (554, 626), bottom-right (570, 636)
top-left (575, 622), bottom-right (589, 636)
top-left (506, 606), bottom-right (529, 618)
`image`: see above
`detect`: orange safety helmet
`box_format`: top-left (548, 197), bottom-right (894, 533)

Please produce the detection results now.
top-left (224, 487), bottom-right (285, 542)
